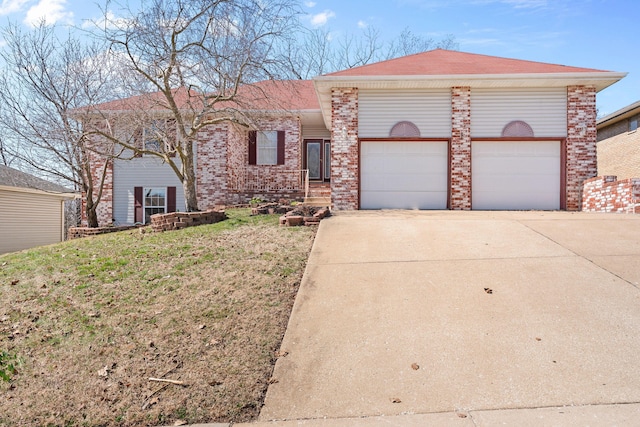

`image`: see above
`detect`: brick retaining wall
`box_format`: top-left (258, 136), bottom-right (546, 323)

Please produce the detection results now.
top-left (150, 209), bottom-right (227, 232)
top-left (70, 210), bottom-right (227, 238)
top-left (582, 176), bottom-right (640, 213)
top-left (69, 225), bottom-right (138, 239)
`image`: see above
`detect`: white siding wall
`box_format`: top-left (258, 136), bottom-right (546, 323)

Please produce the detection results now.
top-left (0, 189), bottom-right (65, 254)
top-left (471, 88), bottom-right (567, 138)
top-left (113, 157), bottom-right (185, 224)
top-left (359, 89), bottom-right (451, 138)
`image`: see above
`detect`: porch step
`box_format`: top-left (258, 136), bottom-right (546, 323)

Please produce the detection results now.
top-left (303, 197), bottom-right (331, 207)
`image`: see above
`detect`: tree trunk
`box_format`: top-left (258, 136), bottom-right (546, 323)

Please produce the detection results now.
top-left (84, 191), bottom-right (99, 228)
top-left (182, 147), bottom-right (199, 212)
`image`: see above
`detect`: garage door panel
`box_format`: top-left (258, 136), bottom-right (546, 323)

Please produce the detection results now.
top-left (362, 191), bottom-right (448, 210)
top-left (473, 190), bottom-right (559, 210)
top-left (472, 141), bottom-right (560, 210)
top-left (363, 174), bottom-right (447, 192)
top-left (361, 141), bottom-right (448, 209)
top-left (474, 158), bottom-right (559, 175)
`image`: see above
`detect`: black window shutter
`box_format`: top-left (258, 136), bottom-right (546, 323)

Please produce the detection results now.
top-left (167, 187), bottom-right (177, 212)
top-left (248, 131), bottom-right (257, 165)
top-left (277, 131), bottom-right (285, 165)
top-left (134, 187), bottom-right (143, 223)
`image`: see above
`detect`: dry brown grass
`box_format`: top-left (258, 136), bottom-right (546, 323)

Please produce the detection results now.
top-left (0, 209), bottom-right (316, 426)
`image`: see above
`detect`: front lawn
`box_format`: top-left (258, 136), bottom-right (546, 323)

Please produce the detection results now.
top-left (0, 209), bottom-right (316, 426)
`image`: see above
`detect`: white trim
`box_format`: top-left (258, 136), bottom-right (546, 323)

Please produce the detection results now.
top-left (142, 187), bottom-right (168, 224)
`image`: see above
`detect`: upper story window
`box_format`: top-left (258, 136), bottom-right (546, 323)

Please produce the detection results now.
top-left (630, 117), bottom-right (638, 133)
top-left (135, 119), bottom-right (177, 157)
top-left (143, 121), bottom-right (163, 152)
top-left (248, 130), bottom-right (285, 165)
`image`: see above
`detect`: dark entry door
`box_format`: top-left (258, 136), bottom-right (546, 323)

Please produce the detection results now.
top-left (305, 140), bottom-right (330, 181)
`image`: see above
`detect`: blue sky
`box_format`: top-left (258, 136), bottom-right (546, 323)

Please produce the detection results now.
top-left (0, 0), bottom-right (636, 116)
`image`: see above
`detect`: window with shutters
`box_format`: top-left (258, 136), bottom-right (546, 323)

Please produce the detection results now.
top-left (257, 131), bottom-right (278, 165)
top-left (248, 130), bottom-right (285, 165)
top-left (144, 187), bottom-right (166, 223)
top-left (134, 186), bottom-right (176, 224)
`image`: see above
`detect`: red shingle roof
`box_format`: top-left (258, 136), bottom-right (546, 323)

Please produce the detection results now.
top-left (91, 80), bottom-right (319, 113)
top-left (326, 48), bottom-right (610, 77)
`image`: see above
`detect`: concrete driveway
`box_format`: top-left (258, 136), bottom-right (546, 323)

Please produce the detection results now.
top-left (258, 211), bottom-right (640, 423)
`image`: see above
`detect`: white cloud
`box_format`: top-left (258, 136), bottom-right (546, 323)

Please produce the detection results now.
top-left (82, 10), bottom-right (132, 30)
top-left (24, 0), bottom-right (73, 27)
top-left (357, 20), bottom-right (367, 29)
top-left (304, 1), bottom-right (316, 7)
top-left (0, 0), bottom-right (30, 16)
top-left (309, 9), bottom-right (335, 27)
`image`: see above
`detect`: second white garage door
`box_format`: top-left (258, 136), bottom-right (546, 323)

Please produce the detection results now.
top-left (361, 141), bottom-right (448, 209)
top-left (472, 141), bottom-right (561, 210)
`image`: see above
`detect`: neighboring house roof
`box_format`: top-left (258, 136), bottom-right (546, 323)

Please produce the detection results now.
top-left (314, 48), bottom-right (627, 129)
top-left (0, 165), bottom-right (75, 197)
top-left (597, 100), bottom-right (640, 129)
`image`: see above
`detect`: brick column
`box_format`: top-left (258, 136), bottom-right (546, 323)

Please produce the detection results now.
top-left (566, 85), bottom-right (597, 211)
top-left (83, 136), bottom-right (113, 226)
top-left (330, 88), bottom-right (359, 210)
top-left (450, 87), bottom-right (472, 210)
top-left (196, 124), bottom-right (230, 207)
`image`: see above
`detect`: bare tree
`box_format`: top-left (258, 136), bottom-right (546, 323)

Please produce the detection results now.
top-left (85, 0), bottom-right (301, 212)
top-left (285, 26), bottom-right (335, 79)
top-left (385, 27), bottom-right (458, 60)
top-left (0, 23), bottom-right (119, 227)
top-left (288, 26), bottom-right (459, 79)
top-left (334, 26), bottom-right (382, 70)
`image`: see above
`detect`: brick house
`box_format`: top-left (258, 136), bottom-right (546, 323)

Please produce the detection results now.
top-left (87, 49), bottom-right (625, 226)
top-left (579, 101), bottom-right (640, 214)
top-left (596, 100), bottom-right (640, 179)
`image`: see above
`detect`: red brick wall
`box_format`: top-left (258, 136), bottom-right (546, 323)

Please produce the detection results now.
top-left (330, 88), bottom-right (359, 210)
top-left (227, 116), bottom-right (303, 204)
top-left (566, 85), bottom-right (597, 211)
top-left (195, 117), bottom-right (303, 207)
top-left (195, 123), bottom-right (230, 208)
top-left (451, 87), bottom-right (472, 210)
top-left (582, 176), bottom-right (640, 213)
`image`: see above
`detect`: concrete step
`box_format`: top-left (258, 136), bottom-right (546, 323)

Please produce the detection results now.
top-left (303, 197), bottom-right (331, 207)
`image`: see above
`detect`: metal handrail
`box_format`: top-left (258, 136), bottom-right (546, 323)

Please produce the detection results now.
top-left (302, 169), bottom-right (309, 199)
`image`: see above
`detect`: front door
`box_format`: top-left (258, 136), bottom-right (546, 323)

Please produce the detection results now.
top-left (304, 140), bottom-right (330, 181)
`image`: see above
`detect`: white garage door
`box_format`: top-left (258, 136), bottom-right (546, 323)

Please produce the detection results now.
top-left (472, 141), bottom-right (561, 210)
top-left (361, 141), bottom-right (448, 209)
